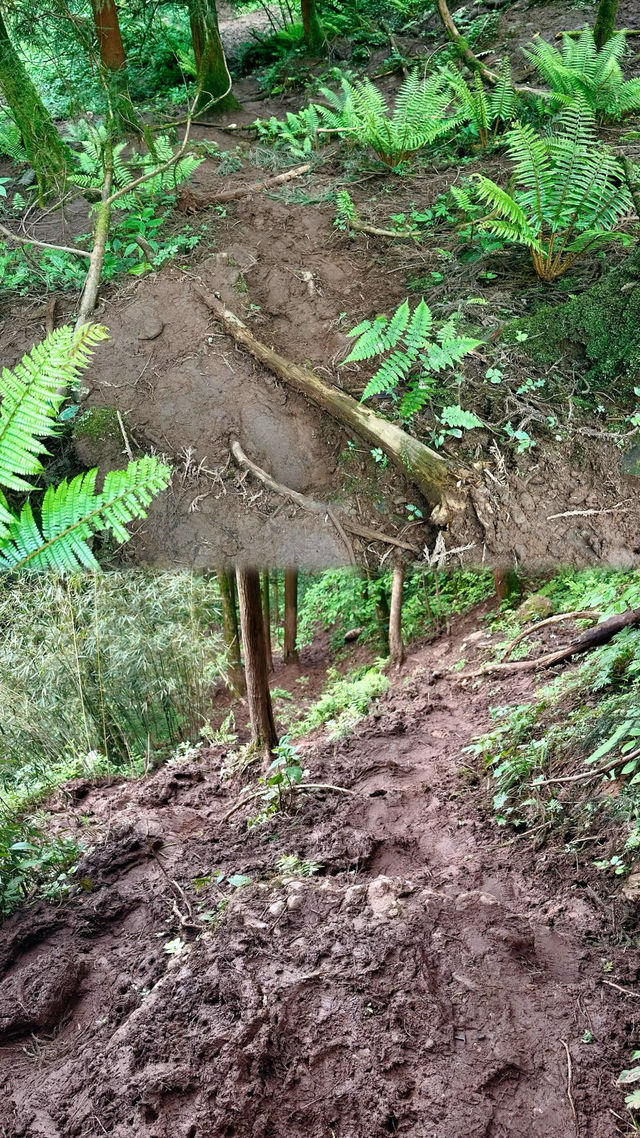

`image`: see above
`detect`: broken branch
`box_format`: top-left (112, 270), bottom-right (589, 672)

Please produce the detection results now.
top-left (501, 610), bottom-right (601, 661)
top-left (196, 289), bottom-right (472, 521)
top-left (180, 164), bottom-right (311, 210)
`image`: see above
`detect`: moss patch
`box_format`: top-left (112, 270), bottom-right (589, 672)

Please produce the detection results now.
top-left (73, 406), bottom-right (121, 443)
top-left (504, 249), bottom-right (640, 404)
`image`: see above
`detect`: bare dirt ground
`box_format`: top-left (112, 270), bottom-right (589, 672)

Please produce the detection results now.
top-left (1, 603), bottom-right (637, 1138)
top-left (1, 0), bottom-right (640, 568)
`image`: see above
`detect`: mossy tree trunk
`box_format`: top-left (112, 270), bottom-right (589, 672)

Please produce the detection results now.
top-left (91, 0), bottom-right (142, 136)
top-left (188, 0), bottom-right (240, 115)
top-left (0, 9), bottom-right (71, 201)
top-left (236, 568), bottom-right (278, 760)
top-left (283, 569), bottom-right (299, 664)
top-left (217, 569), bottom-right (244, 696)
top-left (594, 0), bottom-right (619, 47)
top-left (301, 0), bottom-right (324, 51)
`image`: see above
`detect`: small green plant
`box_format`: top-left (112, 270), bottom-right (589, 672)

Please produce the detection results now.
top-left (275, 853), bottom-right (322, 877)
top-left (316, 69), bottom-right (465, 166)
top-left (453, 100), bottom-right (633, 281)
top-left (524, 26), bottom-right (640, 121)
top-left (445, 57), bottom-right (517, 147)
top-left (0, 816), bottom-right (79, 917)
top-left (0, 325), bottom-right (171, 571)
top-left (292, 662), bottom-right (389, 740)
top-left (618, 1052), bottom-right (640, 1116)
top-left (343, 298), bottom-right (480, 418)
top-left (248, 737), bottom-right (305, 826)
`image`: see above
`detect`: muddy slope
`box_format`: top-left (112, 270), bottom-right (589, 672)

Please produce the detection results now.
top-left (1, 607), bottom-right (636, 1138)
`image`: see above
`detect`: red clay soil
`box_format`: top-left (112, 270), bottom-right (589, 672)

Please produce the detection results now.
top-left (1, 605), bottom-right (637, 1138)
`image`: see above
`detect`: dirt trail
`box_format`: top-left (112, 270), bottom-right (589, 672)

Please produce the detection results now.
top-left (0, 604), bottom-right (635, 1138)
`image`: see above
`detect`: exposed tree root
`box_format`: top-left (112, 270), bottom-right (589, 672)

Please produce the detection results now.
top-left (194, 287), bottom-right (472, 522)
top-left (501, 611), bottom-right (601, 661)
top-left (460, 607), bottom-right (640, 678)
top-left (230, 438), bottom-right (421, 557)
top-left (178, 164), bottom-right (311, 211)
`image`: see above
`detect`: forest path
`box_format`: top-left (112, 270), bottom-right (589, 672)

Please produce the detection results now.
top-left (0, 602), bottom-right (635, 1137)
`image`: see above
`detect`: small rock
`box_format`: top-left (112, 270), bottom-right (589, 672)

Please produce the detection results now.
top-left (455, 889), bottom-right (500, 911)
top-left (137, 317), bottom-right (165, 341)
top-left (516, 594), bottom-right (554, 621)
top-left (622, 868), bottom-right (640, 902)
top-left (268, 900), bottom-right (285, 917)
top-left (367, 875), bottom-right (412, 919)
top-left (286, 894), bottom-right (303, 912)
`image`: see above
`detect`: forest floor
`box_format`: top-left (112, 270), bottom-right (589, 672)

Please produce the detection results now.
top-left (1, 601), bottom-right (638, 1137)
top-left (2, 1), bottom-right (640, 567)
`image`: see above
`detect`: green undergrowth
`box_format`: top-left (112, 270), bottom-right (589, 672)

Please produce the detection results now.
top-left (469, 570), bottom-right (640, 875)
top-left (0, 572), bottom-right (228, 919)
top-left (290, 660), bottom-right (390, 740)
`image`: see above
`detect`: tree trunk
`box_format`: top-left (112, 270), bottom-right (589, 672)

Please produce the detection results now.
top-left (493, 568), bottom-right (522, 602)
top-left (594, 0), bottom-right (619, 47)
top-left (91, 0), bottom-right (141, 135)
top-left (261, 571), bottom-right (274, 673)
top-left (283, 568), bottom-right (299, 663)
top-left (389, 562), bottom-right (405, 667)
top-left (272, 572), bottom-right (280, 623)
top-left (0, 10), bottom-right (71, 202)
top-left (217, 569), bottom-right (243, 696)
top-left (236, 568), bottom-right (278, 759)
top-left (194, 290), bottom-right (471, 523)
top-left (368, 571), bottom-right (390, 654)
top-left (301, 0), bottom-right (324, 50)
top-left (188, 0), bottom-right (240, 115)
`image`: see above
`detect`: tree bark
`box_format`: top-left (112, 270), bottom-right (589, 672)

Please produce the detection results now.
top-left (217, 569), bottom-right (243, 695)
top-left (91, 0), bottom-right (141, 135)
top-left (188, 0), bottom-right (240, 115)
top-left (194, 289), bottom-right (472, 523)
top-left (236, 568), bottom-right (278, 759)
top-left (594, 0), bottom-right (620, 47)
top-left (0, 10), bottom-right (71, 202)
top-left (301, 0), bottom-right (324, 51)
top-left (493, 568), bottom-right (521, 602)
top-left (283, 568), bottom-right (299, 664)
top-left (261, 571), bottom-right (274, 673)
top-left (389, 562), bottom-right (405, 667)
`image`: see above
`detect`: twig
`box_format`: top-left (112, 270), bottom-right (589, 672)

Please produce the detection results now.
top-left (561, 1040), bottom-right (579, 1136)
top-left (547, 501), bottom-right (631, 520)
top-left (601, 978), bottom-right (640, 999)
top-left (229, 437), bottom-right (421, 555)
top-left (181, 164), bottom-right (311, 209)
top-left (116, 411), bottom-right (134, 461)
top-left (537, 753), bottom-right (635, 786)
top-left (0, 221), bottom-right (91, 258)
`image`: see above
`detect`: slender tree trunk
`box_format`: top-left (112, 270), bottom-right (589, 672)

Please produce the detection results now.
top-left (272, 571), bottom-right (280, 623)
top-left (368, 572), bottom-right (390, 654)
top-left (188, 0), bottom-right (240, 115)
top-left (283, 568), bottom-right (299, 664)
top-left (389, 562), bottom-right (405, 667)
top-left (91, 0), bottom-right (141, 135)
top-left (493, 568), bottom-right (522, 602)
top-left (236, 568), bottom-right (278, 759)
top-left (594, 0), bottom-right (619, 47)
top-left (0, 10), bottom-right (71, 202)
top-left (217, 569), bottom-right (243, 696)
top-left (261, 571), bottom-right (274, 673)
top-left (301, 0), bottom-right (324, 50)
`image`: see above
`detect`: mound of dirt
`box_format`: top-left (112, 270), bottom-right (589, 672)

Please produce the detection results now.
top-left (0, 606), bottom-right (635, 1137)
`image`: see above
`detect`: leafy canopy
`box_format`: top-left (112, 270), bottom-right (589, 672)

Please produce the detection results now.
top-left (0, 324), bottom-right (171, 571)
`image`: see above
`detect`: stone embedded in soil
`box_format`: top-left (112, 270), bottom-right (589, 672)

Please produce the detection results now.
top-left (137, 317), bottom-right (165, 341)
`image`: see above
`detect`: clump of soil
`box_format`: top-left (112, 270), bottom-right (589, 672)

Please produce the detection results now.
top-left (1, 605), bottom-right (636, 1138)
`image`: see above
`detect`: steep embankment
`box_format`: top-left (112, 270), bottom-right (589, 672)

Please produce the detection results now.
top-left (0, 608), bottom-right (636, 1137)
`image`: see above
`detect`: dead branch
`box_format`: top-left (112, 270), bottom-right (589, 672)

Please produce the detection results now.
top-left (0, 222), bottom-right (92, 259)
top-left (179, 163), bottom-right (311, 210)
top-left (460, 607), bottom-right (640, 678)
top-left (196, 290), bottom-right (473, 522)
top-left (537, 748), bottom-right (640, 786)
top-left (501, 610), bottom-right (601, 661)
top-left (230, 438), bottom-right (420, 556)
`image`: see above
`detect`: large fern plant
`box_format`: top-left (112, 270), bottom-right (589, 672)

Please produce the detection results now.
top-left (454, 101), bottom-right (633, 281)
top-left (523, 26), bottom-right (640, 121)
top-left (66, 123), bottom-right (202, 207)
top-left (445, 58), bottom-right (518, 148)
top-left (0, 325), bottom-right (171, 572)
top-left (316, 69), bottom-right (465, 166)
top-left (343, 298), bottom-right (480, 419)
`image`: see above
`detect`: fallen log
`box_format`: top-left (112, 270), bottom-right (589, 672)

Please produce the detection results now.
top-left (501, 610), bottom-right (601, 661)
top-left (460, 607), bottom-right (640, 678)
top-left (179, 164), bottom-right (311, 211)
top-left (230, 438), bottom-right (421, 557)
top-left (195, 287), bottom-right (472, 522)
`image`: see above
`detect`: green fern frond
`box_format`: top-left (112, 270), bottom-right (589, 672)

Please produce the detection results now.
top-left (0, 324), bottom-right (108, 501)
top-left (0, 457), bottom-right (171, 573)
top-left (524, 25), bottom-right (638, 120)
top-left (0, 115), bottom-right (27, 165)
